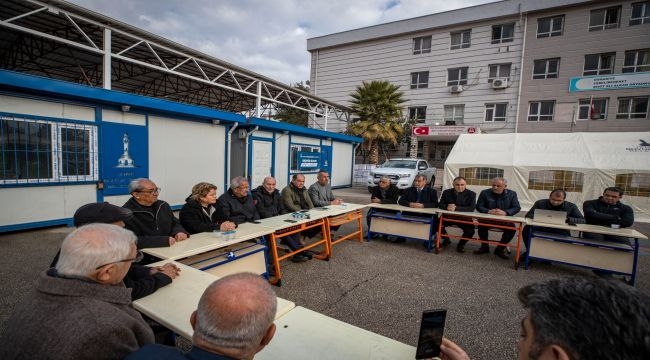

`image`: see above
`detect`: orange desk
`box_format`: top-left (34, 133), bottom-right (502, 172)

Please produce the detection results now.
top-left (322, 204), bottom-right (366, 249)
top-left (436, 209), bottom-right (526, 268)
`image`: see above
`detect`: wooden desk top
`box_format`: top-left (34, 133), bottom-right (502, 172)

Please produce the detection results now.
top-left (142, 223), bottom-right (275, 260)
top-left (132, 260), bottom-right (295, 340)
top-left (256, 306), bottom-right (416, 360)
top-left (529, 220), bottom-right (648, 240)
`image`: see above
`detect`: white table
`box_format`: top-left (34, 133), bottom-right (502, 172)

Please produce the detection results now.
top-left (256, 306), bottom-right (416, 360)
top-left (367, 203), bottom-right (438, 251)
top-left (132, 260), bottom-right (295, 339)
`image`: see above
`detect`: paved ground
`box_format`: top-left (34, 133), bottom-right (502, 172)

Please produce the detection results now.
top-left (1, 185), bottom-right (648, 360)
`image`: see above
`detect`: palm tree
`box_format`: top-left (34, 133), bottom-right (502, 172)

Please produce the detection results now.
top-left (348, 80), bottom-right (406, 165)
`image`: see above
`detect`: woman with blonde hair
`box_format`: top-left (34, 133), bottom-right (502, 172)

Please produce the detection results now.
top-left (180, 182), bottom-right (236, 234)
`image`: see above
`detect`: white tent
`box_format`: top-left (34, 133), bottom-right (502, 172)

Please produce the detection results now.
top-left (444, 132), bottom-right (650, 223)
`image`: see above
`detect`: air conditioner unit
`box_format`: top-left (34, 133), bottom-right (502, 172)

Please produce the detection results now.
top-left (449, 85), bottom-right (464, 93)
top-left (492, 78), bottom-right (508, 89)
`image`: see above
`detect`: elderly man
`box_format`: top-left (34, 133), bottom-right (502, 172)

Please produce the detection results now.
top-left (216, 176), bottom-right (260, 225)
top-left (438, 176), bottom-right (477, 253)
top-left (439, 277), bottom-right (650, 360)
top-left (50, 202), bottom-right (180, 300)
top-left (583, 187), bottom-right (634, 243)
top-left (127, 273), bottom-right (277, 360)
top-left (253, 176), bottom-right (310, 263)
top-left (475, 177), bottom-right (521, 259)
top-left (308, 170), bottom-right (343, 207)
top-left (366, 176), bottom-right (400, 238)
top-left (522, 189), bottom-right (584, 255)
top-left (282, 173), bottom-right (314, 211)
top-left (396, 174), bottom-right (439, 244)
top-left (123, 178), bottom-right (189, 248)
top-left (0, 224), bottom-right (154, 359)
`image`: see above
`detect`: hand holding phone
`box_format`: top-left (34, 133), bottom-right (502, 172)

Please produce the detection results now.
top-left (415, 309), bottom-right (447, 359)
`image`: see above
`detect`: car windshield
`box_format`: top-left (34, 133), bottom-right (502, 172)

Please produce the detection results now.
top-left (381, 160), bottom-right (417, 169)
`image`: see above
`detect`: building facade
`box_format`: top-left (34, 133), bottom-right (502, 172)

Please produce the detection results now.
top-left (307, 0), bottom-right (650, 167)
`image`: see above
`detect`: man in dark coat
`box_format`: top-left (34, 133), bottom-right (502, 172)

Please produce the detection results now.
top-left (583, 187), bottom-right (634, 244)
top-left (438, 176), bottom-right (477, 253)
top-left (475, 177), bottom-right (521, 259)
top-left (216, 176), bottom-right (259, 225)
top-left (395, 174), bottom-right (439, 244)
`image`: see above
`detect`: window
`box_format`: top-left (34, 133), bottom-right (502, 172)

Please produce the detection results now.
top-left (578, 98), bottom-right (608, 120)
top-left (0, 116), bottom-right (97, 184)
top-left (616, 97), bottom-right (649, 119)
top-left (528, 170), bottom-right (584, 192)
top-left (460, 167), bottom-right (504, 186)
top-left (488, 63), bottom-right (512, 82)
top-left (533, 58), bottom-right (559, 79)
top-left (484, 103), bottom-right (507, 122)
top-left (583, 53), bottom-right (615, 76)
top-left (290, 144), bottom-right (320, 172)
top-left (589, 6), bottom-right (621, 31)
top-left (537, 15), bottom-right (564, 38)
top-left (447, 67), bottom-right (468, 86)
top-left (410, 71), bottom-right (429, 89)
top-left (616, 173), bottom-right (650, 197)
top-left (408, 106), bottom-right (427, 123)
top-left (528, 101), bottom-right (555, 121)
top-left (630, 2), bottom-right (650, 25)
top-left (413, 36), bottom-right (432, 55)
top-left (623, 49), bottom-right (650, 73)
top-left (444, 105), bottom-right (465, 124)
top-left (450, 30), bottom-right (471, 49)
top-left (491, 23), bottom-right (514, 44)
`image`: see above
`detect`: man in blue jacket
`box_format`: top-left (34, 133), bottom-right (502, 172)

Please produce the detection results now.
top-left (475, 177), bottom-right (521, 259)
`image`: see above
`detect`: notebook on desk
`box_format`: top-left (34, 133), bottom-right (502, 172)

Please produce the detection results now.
top-left (533, 209), bottom-right (567, 225)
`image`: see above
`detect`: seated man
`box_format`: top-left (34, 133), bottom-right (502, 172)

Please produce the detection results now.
top-left (396, 174), bottom-right (439, 244)
top-left (366, 176), bottom-right (400, 238)
top-left (123, 178), bottom-right (189, 248)
top-left (438, 176), bottom-right (477, 253)
top-left (583, 187), bottom-right (634, 244)
top-left (475, 177), bottom-right (521, 259)
top-left (439, 277), bottom-right (650, 360)
top-left (282, 173), bottom-right (320, 239)
top-left (1, 224), bottom-right (154, 359)
top-left (216, 176), bottom-right (260, 225)
top-left (127, 273), bottom-right (277, 360)
top-left (50, 202), bottom-right (180, 300)
top-left (522, 188), bottom-right (584, 254)
top-left (252, 176), bottom-right (310, 263)
top-left (308, 170), bottom-right (343, 207)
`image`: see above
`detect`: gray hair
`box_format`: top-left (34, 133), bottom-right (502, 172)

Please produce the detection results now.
top-left (379, 176), bottom-right (391, 183)
top-left (230, 176), bottom-right (248, 190)
top-left (492, 177), bottom-right (507, 185)
top-left (263, 176), bottom-right (276, 185)
top-left (194, 273), bottom-right (277, 352)
top-left (56, 223), bottom-right (136, 277)
top-left (128, 178), bottom-right (151, 193)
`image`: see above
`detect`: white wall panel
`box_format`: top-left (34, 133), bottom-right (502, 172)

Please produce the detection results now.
top-left (331, 142), bottom-right (353, 187)
top-left (102, 109), bottom-right (147, 126)
top-left (148, 115), bottom-right (226, 207)
top-left (0, 185), bottom-right (95, 225)
top-left (0, 94), bottom-right (94, 121)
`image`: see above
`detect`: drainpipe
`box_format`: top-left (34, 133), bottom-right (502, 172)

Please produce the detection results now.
top-left (515, 6), bottom-right (527, 133)
top-left (226, 123), bottom-right (239, 187)
top-left (244, 126), bottom-right (259, 179)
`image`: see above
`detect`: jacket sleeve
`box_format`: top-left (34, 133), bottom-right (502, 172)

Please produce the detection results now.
top-left (215, 196), bottom-right (233, 223)
top-left (160, 202), bottom-right (188, 236)
top-left (179, 204), bottom-right (218, 234)
top-left (619, 205), bottom-right (635, 227)
top-left (308, 184), bottom-right (328, 207)
top-left (565, 202), bottom-right (585, 224)
top-left (252, 192), bottom-right (271, 219)
top-left (282, 188), bottom-right (301, 212)
top-left (525, 200), bottom-right (541, 219)
top-left (135, 235), bottom-right (170, 249)
top-left (583, 200), bottom-right (618, 225)
top-left (124, 265), bottom-right (173, 300)
top-left (397, 188), bottom-right (411, 206)
top-left (504, 192), bottom-right (521, 216)
top-left (383, 187), bottom-right (400, 204)
top-left (422, 189), bottom-right (439, 208)
top-left (476, 191), bottom-right (489, 214)
top-left (438, 190), bottom-right (449, 209)
top-left (456, 191), bottom-right (476, 212)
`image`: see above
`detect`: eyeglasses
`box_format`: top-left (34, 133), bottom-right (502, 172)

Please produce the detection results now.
top-left (139, 187), bottom-right (161, 194)
top-left (95, 250), bottom-right (144, 269)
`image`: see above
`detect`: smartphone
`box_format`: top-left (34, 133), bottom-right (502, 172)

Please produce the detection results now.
top-left (415, 309), bottom-right (446, 359)
top-left (284, 219), bottom-right (298, 223)
top-left (250, 220), bottom-right (262, 224)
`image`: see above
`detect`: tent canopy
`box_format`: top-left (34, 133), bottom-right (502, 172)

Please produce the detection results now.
top-left (444, 132), bottom-right (650, 223)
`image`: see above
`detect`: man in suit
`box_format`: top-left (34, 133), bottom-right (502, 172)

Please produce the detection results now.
top-left (395, 174), bottom-right (439, 244)
top-left (438, 176), bottom-right (477, 253)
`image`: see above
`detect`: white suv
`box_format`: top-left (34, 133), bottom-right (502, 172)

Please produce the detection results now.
top-left (367, 158), bottom-right (436, 192)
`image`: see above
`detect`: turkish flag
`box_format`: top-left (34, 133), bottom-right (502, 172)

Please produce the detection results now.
top-left (412, 126), bottom-right (429, 135)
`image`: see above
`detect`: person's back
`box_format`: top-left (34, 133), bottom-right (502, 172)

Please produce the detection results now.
top-left (0, 224), bottom-right (154, 359)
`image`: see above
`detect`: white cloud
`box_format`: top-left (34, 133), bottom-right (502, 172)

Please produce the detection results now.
top-left (67, 0), bottom-right (497, 85)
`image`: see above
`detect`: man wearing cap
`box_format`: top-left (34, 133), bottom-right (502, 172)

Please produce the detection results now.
top-left (1, 224), bottom-right (155, 359)
top-left (50, 202), bottom-right (180, 300)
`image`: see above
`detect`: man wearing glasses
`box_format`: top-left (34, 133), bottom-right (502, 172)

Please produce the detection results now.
top-left (216, 176), bottom-right (260, 225)
top-left (0, 224), bottom-right (155, 359)
top-left (123, 178), bottom-right (190, 248)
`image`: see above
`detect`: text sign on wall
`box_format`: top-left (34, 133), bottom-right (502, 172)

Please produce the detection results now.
top-left (101, 123), bottom-right (148, 195)
top-left (297, 152), bottom-right (320, 171)
top-left (569, 72), bottom-right (650, 92)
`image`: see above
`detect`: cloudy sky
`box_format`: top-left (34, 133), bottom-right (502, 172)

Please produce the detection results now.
top-left (67, 0), bottom-right (498, 85)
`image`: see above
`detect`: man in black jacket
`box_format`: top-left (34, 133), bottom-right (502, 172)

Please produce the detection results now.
top-left (395, 174), bottom-right (439, 244)
top-left (252, 176), bottom-right (309, 262)
top-left (583, 187), bottom-right (634, 244)
top-left (438, 176), bottom-right (477, 253)
top-left (475, 177), bottom-right (521, 259)
top-left (216, 176), bottom-right (260, 225)
top-left (366, 177), bottom-right (400, 238)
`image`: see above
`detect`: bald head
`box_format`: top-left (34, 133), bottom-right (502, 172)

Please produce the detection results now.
top-left (192, 273), bottom-right (277, 358)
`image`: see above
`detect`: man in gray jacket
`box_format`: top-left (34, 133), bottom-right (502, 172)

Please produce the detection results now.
top-left (0, 224), bottom-right (154, 359)
top-left (308, 170), bottom-right (343, 207)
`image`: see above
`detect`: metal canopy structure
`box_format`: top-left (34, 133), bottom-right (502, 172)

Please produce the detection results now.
top-left (0, 0), bottom-right (351, 129)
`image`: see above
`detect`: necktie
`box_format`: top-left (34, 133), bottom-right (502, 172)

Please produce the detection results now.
top-left (417, 189), bottom-right (421, 203)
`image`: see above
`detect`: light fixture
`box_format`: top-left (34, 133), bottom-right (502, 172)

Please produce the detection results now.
top-left (434, 122), bottom-right (440, 126)
top-left (212, 119), bottom-right (220, 125)
top-left (121, 105), bottom-right (130, 112)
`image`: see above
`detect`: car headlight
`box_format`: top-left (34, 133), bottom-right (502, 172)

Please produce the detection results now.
top-left (398, 173), bottom-right (411, 179)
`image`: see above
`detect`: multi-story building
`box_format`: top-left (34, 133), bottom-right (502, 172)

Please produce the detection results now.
top-left (307, 0), bottom-right (650, 167)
